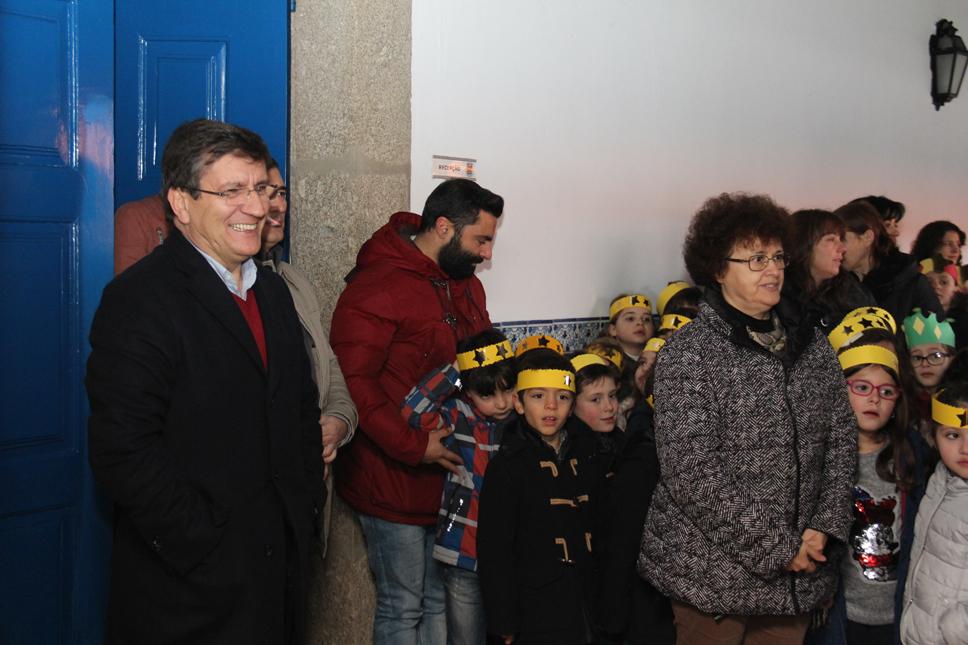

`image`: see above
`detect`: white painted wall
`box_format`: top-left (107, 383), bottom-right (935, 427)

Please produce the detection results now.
top-left (411, 0), bottom-right (968, 322)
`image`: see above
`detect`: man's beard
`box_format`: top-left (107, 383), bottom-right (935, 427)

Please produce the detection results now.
top-left (438, 234), bottom-right (483, 279)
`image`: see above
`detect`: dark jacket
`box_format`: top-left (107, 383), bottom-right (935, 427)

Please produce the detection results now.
top-left (87, 229), bottom-right (323, 645)
top-left (639, 293), bottom-right (858, 616)
top-left (862, 250), bottom-right (943, 324)
top-left (782, 271), bottom-right (876, 336)
top-left (477, 420), bottom-right (598, 644)
top-left (330, 212), bottom-right (491, 524)
top-left (570, 415), bottom-right (674, 643)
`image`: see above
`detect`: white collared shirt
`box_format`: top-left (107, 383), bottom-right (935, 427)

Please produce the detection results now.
top-left (186, 238), bottom-right (257, 300)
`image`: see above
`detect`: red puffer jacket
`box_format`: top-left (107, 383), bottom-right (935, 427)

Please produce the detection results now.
top-left (331, 212), bottom-right (491, 524)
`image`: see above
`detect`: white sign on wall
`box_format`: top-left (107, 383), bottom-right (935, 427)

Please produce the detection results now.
top-left (432, 155), bottom-right (476, 180)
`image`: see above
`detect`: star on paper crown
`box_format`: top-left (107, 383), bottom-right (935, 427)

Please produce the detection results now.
top-left (932, 390), bottom-right (968, 428)
top-left (903, 308), bottom-right (955, 348)
top-left (570, 353), bottom-right (610, 373)
top-left (658, 314), bottom-right (693, 334)
top-left (515, 369), bottom-right (576, 393)
top-left (828, 311), bottom-right (893, 352)
top-left (842, 306), bottom-right (897, 333)
top-left (586, 345), bottom-right (624, 369)
top-left (456, 340), bottom-right (513, 372)
top-left (838, 344), bottom-right (899, 374)
top-left (514, 334), bottom-right (564, 357)
top-left (657, 281), bottom-right (691, 316)
top-left (609, 294), bottom-right (652, 319)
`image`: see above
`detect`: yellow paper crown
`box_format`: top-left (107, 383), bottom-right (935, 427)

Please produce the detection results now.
top-left (657, 281), bottom-right (691, 316)
top-left (456, 340), bottom-right (513, 372)
top-left (515, 369), bottom-right (576, 393)
top-left (609, 294), bottom-right (652, 319)
top-left (919, 258), bottom-right (935, 274)
top-left (645, 394), bottom-right (654, 409)
top-left (838, 344), bottom-right (899, 374)
top-left (514, 334), bottom-right (564, 357)
top-left (570, 353), bottom-right (610, 373)
top-left (843, 306), bottom-right (897, 334)
top-left (658, 314), bottom-right (693, 334)
top-left (828, 312), bottom-right (892, 351)
top-left (586, 345), bottom-right (624, 369)
top-left (644, 337), bottom-right (666, 353)
top-left (932, 391), bottom-right (968, 428)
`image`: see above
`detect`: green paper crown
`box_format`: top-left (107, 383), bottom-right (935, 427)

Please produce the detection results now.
top-left (903, 308), bottom-right (955, 348)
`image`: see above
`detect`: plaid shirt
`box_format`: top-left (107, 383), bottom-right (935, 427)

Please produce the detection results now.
top-left (401, 363), bottom-right (510, 571)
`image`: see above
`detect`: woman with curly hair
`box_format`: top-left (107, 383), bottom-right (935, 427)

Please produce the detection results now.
top-left (836, 201), bottom-right (942, 324)
top-left (783, 209), bottom-right (875, 335)
top-left (911, 220), bottom-right (966, 286)
top-left (638, 193), bottom-right (858, 645)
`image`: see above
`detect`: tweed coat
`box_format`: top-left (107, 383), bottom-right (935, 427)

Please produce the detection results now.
top-left (87, 229), bottom-right (324, 644)
top-left (638, 300), bottom-right (857, 616)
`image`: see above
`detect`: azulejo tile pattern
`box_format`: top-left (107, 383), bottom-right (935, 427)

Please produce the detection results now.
top-left (494, 317), bottom-right (610, 352)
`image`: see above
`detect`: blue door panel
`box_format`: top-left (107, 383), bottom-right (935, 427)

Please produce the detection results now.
top-left (0, 222), bottom-right (76, 450)
top-left (0, 0), bottom-right (113, 642)
top-left (0, 509), bottom-right (72, 645)
top-left (115, 2), bottom-right (289, 207)
top-left (0, 0), bottom-right (76, 169)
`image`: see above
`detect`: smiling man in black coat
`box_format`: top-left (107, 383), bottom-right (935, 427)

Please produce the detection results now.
top-left (86, 119), bottom-right (323, 645)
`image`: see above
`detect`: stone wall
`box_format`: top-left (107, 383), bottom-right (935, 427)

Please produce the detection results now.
top-left (290, 1), bottom-right (412, 642)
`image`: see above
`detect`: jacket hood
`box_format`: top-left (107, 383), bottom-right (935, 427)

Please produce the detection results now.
top-left (345, 212), bottom-right (447, 283)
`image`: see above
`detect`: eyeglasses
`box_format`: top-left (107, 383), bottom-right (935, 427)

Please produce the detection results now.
top-left (725, 253), bottom-right (788, 271)
top-left (180, 184), bottom-right (271, 205)
top-left (910, 351), bottom-right (952, 366)
top-left (846, 379), bottom-right (900, 400)
top-left (268, 185), bottom-right (288, 201)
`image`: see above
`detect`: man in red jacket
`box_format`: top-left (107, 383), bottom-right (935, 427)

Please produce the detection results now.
top-left (330, 178), bottom-right (503, 643)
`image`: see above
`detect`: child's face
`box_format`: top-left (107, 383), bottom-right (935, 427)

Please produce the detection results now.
top-left (574, 377), bottom-right (619, 433)
top-left (609, 307), bottom-right (653, 351)
top-left (935, 422), bottom-right (968, 479)
top-left (927, 271), bottom-right (958, 310)
top-left (513, 387), bottom-right (573, 445)
top-left (467, 386), bottom-right (515, 421)
top-left (910, 343), bottom-right (954, 389)
top-left (846, 365), bottom-right (898, 434)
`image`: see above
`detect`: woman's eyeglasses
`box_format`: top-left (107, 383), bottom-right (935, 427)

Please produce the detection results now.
top-left (846, 379), bottom-right (900, 401)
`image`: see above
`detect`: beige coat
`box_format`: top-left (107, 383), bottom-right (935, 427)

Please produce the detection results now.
top-left (269, 257), bottom-right (358, 555)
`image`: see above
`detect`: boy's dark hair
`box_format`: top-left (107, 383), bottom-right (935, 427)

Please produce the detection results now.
top-left (682, 193), bottom-right (791, 288)
top-left (161, 118), bottom-right (271, 221)
top-left (911, 220), bottom-right (966, 263)
top-left (419, 179), bottom-right (504, 233)
top-left (566, 352), bottom-right (621, 394)
top-left (456, 329), bottom-right (516, 396)
top-left (664, 287), bottom-right (702, 319)
top-left (515, 348), bottom-right (573, 377)
top-left (937, 380), bottom-right (968, 410)
top-left (849, 195), bottom-right (905, 223)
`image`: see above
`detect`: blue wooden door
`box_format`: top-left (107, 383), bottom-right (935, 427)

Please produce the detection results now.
top-left (114, 0), bottom-right (291, 207)
top-left (0, 1), bottom-right (114, 643)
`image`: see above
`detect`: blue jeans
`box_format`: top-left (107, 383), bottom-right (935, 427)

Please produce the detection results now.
top-left (442, 565), bottom-right (485, 645)
top-left (358, 513), bottom-right (446, 645)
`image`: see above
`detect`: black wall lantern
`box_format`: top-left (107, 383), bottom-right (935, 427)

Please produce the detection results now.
top-left (930, 19), bottom-right (968, 110)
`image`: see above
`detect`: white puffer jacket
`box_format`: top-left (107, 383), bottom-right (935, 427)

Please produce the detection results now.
top-left (900, 462), bottom-right (968, 645)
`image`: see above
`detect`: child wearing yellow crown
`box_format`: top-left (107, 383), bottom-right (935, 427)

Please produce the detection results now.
top-left (900, 383), bottom-right (968, 644)
top-left (903, 309), bottom-right (956, 422)
top-left (401, 328), bottom-right (517, 644)
top-left (606, 293), bottom-right (655, 361)
top-left (477, 350), bottom-right (598, 644)
top-left (811, 343), bottom-right (928, 644)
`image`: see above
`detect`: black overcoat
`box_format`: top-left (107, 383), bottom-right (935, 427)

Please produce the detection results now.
top-left (86, 229), bottom-right (323, 644)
